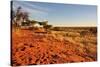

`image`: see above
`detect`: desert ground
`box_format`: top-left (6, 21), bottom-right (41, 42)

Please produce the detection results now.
top-left (11, 27), bottom-right (97, 66)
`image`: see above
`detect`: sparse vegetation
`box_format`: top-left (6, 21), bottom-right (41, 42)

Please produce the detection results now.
top-left (11, 6), bottom-right (97, 66)
top-left (12, 26), bottom-right (97, 66)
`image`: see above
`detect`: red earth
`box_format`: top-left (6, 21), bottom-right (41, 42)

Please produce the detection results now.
top-left (11, 29), bottom-right (97, 66)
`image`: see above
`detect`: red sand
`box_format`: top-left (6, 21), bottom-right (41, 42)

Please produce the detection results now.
top-left (11, 29), bottom-right (96, 66)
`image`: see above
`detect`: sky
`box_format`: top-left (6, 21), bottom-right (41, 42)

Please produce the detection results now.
top-left (12, 1), bottom-right (97, 27)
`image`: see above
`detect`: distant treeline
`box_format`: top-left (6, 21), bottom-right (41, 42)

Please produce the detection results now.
top-left (52, 27), bottom-right (97, 34)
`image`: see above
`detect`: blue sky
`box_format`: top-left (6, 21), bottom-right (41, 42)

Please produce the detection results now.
top-left (13, 1), bottom-right (97, 27)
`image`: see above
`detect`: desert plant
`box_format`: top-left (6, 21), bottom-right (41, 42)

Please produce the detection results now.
top-left (30, 20), bottom-right (38, 26)
top-left (38, 21), bottom-right (48, 26)
top-left (22, 12), bottom-right (29, 21)
top-left (43, 25), bottom-right (52, 30)
top-left (53, 27), bottom-right (61, 31)
top-left (80, 31), bottom-right (87, 36)
top-left (89, 27), bottom-right (97, 35)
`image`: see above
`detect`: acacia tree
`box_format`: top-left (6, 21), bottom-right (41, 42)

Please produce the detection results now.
top-left (13, 6), bottom-right (30, 27)
top-left (30, 20), bottom-right (38, 26)
top-left (22, 12), bottom-right (29, 21)
top-left (16, 7), bottom-right (22, 21)
top-left (38, 21), bottom-right (48, 26)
